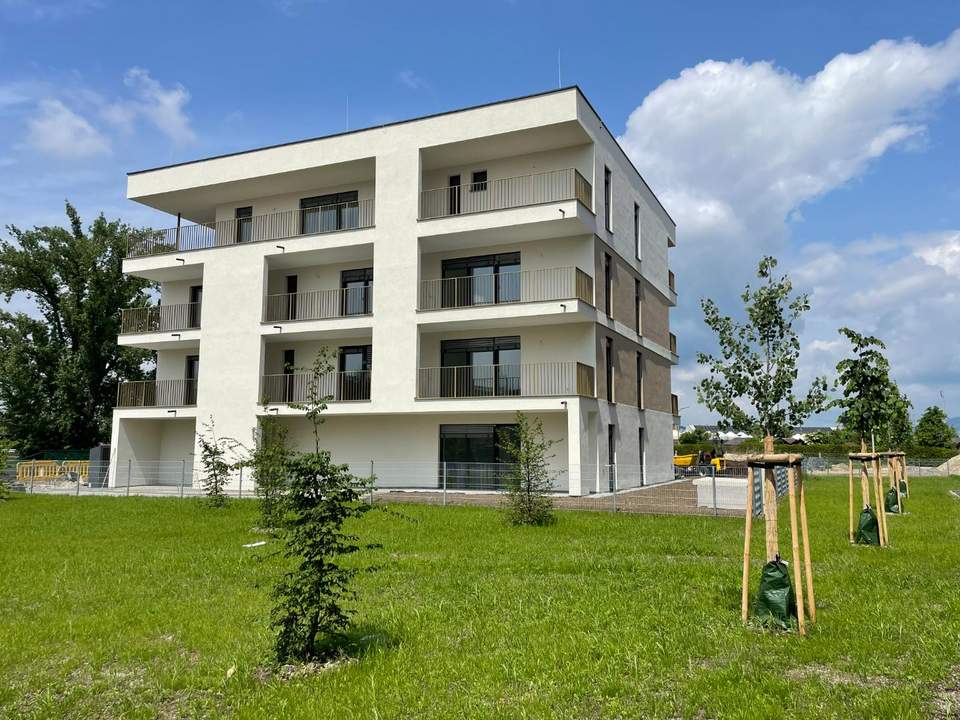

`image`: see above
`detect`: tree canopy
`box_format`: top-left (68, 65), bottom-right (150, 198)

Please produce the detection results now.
top-left (695, 256), bottom-right (830, 441)
top-left (914, 406), bottom-right (957, 448)
top-left (0, 203), bottom-right (154, 453)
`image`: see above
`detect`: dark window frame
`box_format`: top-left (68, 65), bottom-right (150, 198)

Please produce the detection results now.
top-left (634, 202), bottom-right (641, 259)
top-left (340, 267), bottom-right (373, 316)
top-left (603, 166), bottom-right (612, 232)
top-left (470, 169), bottom-right (488, 192)
top-left (235, 206), bottom-right (253, 244)
top-left (604, 252), bottom-right (612, 317)
top-left (605, 336), bottom-right (614, 402)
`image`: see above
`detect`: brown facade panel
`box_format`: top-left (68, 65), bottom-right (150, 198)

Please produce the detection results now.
top-left (641, 286), bottom-right (670, 349)
top-left (643, 354), bottom-right (672, 414)
top-left (594, 330), bottom-right (641, 406)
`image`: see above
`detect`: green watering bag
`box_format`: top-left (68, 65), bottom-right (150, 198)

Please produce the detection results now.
top-left (855, 507), bottom-right (881, 545)
top-left (754, 557), bottom-right (797, 630)
top-left (885, 487), bottom-right (902, 514)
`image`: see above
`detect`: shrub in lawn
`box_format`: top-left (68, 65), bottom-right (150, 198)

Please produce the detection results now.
top-left (271, 347), bottom-right (376, 663)
top-left (249, 406), bottom-right (292, 530)
top-left (197, 419), bottom-right (238, 508)
top-left (498, 411), bottom-right (557, 526)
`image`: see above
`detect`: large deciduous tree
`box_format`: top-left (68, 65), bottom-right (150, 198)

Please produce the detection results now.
top-left (914, 406), bottom-right (957, 448)
top-left (695, 256), bottom-right (829, 443)
top-left (0, 203), bottom-right (154, 453)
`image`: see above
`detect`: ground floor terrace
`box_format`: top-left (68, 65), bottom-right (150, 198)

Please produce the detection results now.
top-left (106, 404), bottom-right (676, 496)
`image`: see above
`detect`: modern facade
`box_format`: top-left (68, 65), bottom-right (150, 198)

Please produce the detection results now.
top-left (109, 86), bottom-right (679, 495)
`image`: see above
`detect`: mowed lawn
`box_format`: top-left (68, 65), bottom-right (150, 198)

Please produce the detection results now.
top-left (2, 477), bottom-right (959, 719)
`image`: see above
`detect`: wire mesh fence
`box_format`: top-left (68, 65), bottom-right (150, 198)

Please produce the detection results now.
top-left (3, 455), bottom-right (956, 516)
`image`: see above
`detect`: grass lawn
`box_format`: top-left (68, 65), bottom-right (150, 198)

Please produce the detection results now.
top-left (2, 477), bottom-right (960, 719)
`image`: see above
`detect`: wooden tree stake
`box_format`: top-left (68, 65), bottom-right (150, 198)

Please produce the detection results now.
top-left (798, 472), bottom-right (815, 622)
top-left (741, 466), bottom-right (754, 623)
top-left (763, 468), bottom-right (779, 561)
top-left (848, 458), bottom-right (854, 543)
top-left (787, 466), bottom-right (806, 636)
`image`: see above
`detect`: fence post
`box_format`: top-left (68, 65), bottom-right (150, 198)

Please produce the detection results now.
top-left (238, 466), bottom-right (243, 499)
top-left (126, 459), bottom-right (132, 497)
top-left (179, 460), bottom-right (186, 499)
top-left (30, 460), bottom-right (35, 494)
top-left (369, 460), bottom-right (375, 505)
top-left (711, 465), bottom-right (718, 517)
top-left (442, 461), bottom-right (448, 507)
top-left (611, 464), bottom-right (617, 512)
top-left (76, 471), bottom-right (81, 497)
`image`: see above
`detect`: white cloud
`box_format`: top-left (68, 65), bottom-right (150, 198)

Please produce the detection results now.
top-left (0, 0), bottom-right (103, 22)
top-left (26, 98), bottom-right (110, 158)
top-left (117, 67), bottom-right (195, 145)
top-left (397, 69), bottom-right (429, 91)
top-left (619, 30), bottom-right (960, 424)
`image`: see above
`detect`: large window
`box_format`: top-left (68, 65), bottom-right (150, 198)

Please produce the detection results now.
top-left (340, 267), bottom-right (373, 316)
top-left (440, 336), bottom-right (520, 397)
top-left (337, 345), bottom-right (371, 401)
top-left (235, 206), bottom-right (252, 244)
top-left (300, 190), bottom-right (359, 234)
top-left (439, 424), bottom-right (517, 490)
top-left (441, 252), bottom-right (520, 308)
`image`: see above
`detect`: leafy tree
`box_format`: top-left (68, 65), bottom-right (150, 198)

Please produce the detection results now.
top-left (678, 426), bottom-right (712, 444)
top-left (290, 348), bottom-right (336, 453)
top-left (249, 404), bottom-right (293, 530)
top-left (914, 406), bottom-right (957, 448)
top-left (197, 419), bottom-right (238, 508)
top-left (834, 328), bottom-right (898, 449)
top-left (0, 204), bottom-right (154, 453)
top-left (272, 349), bottom-right (374, 662)
top-left (882, 390), bottom-right (913, 449)
top-left (695, 256), bottom-right (830, 443)
top-left (498, 411), bottom-right (557, 526)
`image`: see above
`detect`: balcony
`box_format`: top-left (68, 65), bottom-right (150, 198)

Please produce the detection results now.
top-left (419, 168), bottom-right (591, 220)
top-left (668, 270), bottom-right (676, 293)
top-left (669, 333), bottom-right (678, 362)
top-left (416, 362), bottom-right (594, 399)
top-left (116, 379), bottom-right (197, 408)
top-left (120, 303), bottom-right (201, 334)
top-left (263, 286), bottom-right (373, 323)
top-left (418, 267), bottom-right (592, 311)
top-left (261, 370), bottom-right (371, 404)
top-left (127, 199), bottom-right (375, 258)
top-left (672, 393), bottom-right (681, 427)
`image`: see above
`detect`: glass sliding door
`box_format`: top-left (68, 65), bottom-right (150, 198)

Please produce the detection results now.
top-left (440, 251), bottom-right (520, 308)
top-left (340, 267), bottom-right (373, 316)
top-left (439, 336), bottom-right (520, 398)
top-left (300, 190), bottom-right (360, 235)
top-left (337, 345), bottom-right (371, 401)
top-left (438, 424), bottom-right (517, 490)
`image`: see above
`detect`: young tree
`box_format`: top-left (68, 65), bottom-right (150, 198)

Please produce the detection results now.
top-left (695, 256), bottom-right (830, 445)
top-left (914, 406), bottom-right (957, 448)
top-left (249, 405), bottom-right (293, 530)
top-left (271, 348), bottom-right (375, 662)
top-left (0, 204), bottom-right (155, 452)
top-left (882, 390), bottom-right (913, 449)
top-left (498, 411), bottom-right (557, 526)
top-left (834, 328), bottom-right (896, 450)
top-left (197, 419), bottom-right (237, 508)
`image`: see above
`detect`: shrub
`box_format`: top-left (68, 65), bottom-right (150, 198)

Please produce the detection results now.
top-left (498, 412), bottom-right (557, 526)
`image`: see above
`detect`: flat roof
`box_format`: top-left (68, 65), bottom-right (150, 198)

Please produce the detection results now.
top-left (128, 85), bottom-right (675, 228)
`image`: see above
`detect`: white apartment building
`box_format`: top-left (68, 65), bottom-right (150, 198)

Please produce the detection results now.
top-left (109, 86), bottom-right (679, 495)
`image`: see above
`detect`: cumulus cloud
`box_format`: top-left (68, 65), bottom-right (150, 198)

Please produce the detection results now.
top-left (617, 31), bottom-right (960, 423)
top-left (26, 98), bottom-right (110, 158)
top-left (103, 67), bottom-right (195, 145)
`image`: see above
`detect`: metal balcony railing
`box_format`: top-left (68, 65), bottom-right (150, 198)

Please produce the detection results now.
top-left (116, 379), bottom-right (197, 408)
top-left (418, 267), bottom-right (593, 311)
top-left (127, 198), bottom-right (375, 258)
top-left (263, 286), bottom-right (373, 322)
top-left (416, 362), bottom-right (594, 399)
top-left (120, 303), bottom-right (201, 334)
top-left (261, 370), bottom-right (371, 404)
top-left (419, 168), bottom-right (592, 220)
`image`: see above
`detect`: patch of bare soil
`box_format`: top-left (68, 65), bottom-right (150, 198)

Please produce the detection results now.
top-left (929, 666), bottom-right (960, 720)
top-left (252, 658), bottom-right (352, 683)
top-left (785, 663), bottom-right (897, 689)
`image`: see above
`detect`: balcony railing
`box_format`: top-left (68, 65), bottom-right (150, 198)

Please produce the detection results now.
top-left (120, 303), bottom-right (201, 334)
top-left (127, 198), bottom-right (375, 258)
top-left (418, 267), bottom-right (593, 311)
top-left (263, 286), bottom-right (373, 322)
top-left (116, 379), bottom-right (197, 408)
top-left (261, 371), bottom-right (371, 404)
top-left (417, 362), bottom-right (594, 399)
top-left (419, 168), bottom-right (592, 220)
top-left (668, 270), bottom-right (676, 293)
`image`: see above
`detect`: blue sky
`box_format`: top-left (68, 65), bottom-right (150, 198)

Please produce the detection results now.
top-left (1, 0), bottom-right (959, 425)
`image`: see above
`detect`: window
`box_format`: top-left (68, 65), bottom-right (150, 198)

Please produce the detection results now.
top-left (441, 252), bottom-right (520, 308)
top-left (184, 355), bottom-right (199, 405)
top-left (638, 427), bottom-right (645, 486)
top-left (634, 202), bottom-right (641, 259)
top-left (607, 424), bottom-right (616, 491)
top-left (340, 267), bottom-right (373, 316)
top-left (605, 337), bottom-right (614, 402)
top-left (235, 206), bottom-right (252, 244)
top-left (282, 348), bottom-right (295, 402)
top-left (300, 190), bottom-right (359, 234)
top-left (441, 336), bottom-right (520, 397)
top-left (470, 170), bottom-right (488, 192)
top-left (636, 352), bottom-right (644, 409)
top-left (604, 253), bottom-right (612, 317)
top-left (439, 424), bottom-right (517, 490)
top-left (337, 345), bottom-right (372, 401)
top-left (188, 285), bottom-right (202, 328)
top-left (284, 275), bottom-right (298, 321)
top-left (634, 278), bottom-right (641, 333)
top-left (603, 166), bottom-right (612, 231)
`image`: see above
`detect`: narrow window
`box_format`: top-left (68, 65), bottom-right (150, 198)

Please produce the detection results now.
top-left (638, 427), bottom-right (645, 486)
top-left (634, 202), bottom-right (641, 259)
top-left (282, 348), bottom-right (295, 403)
top-left (603, 167), bottom-right (612, 231)
top-left (607, 424), bottom-right (616, 491)
top-left (285, 275), bottom-right (298, 321)
top-left (605, 337), bottom-right (614, 402)
top-left (634, 278), bottom-right (641, 333)
top-left (235, 206), bottom-right (252, 243)
top-left (470, 170), bottom-right (487, 192)
top-left (636, 352), bottom-right (643, 409)
top-left (604, 253), bottom-right (612, 318)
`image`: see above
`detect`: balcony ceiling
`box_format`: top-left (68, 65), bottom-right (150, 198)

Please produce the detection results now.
top-left (130, 157), bottom-right (376, 224)
top-left (420, 121), bottom-right (590, 170)
top-left (266, 242), bottom-right (375, 270)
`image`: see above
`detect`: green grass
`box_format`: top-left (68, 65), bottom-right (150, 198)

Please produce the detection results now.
top-left (2, 478), bottom-right (959, 719)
